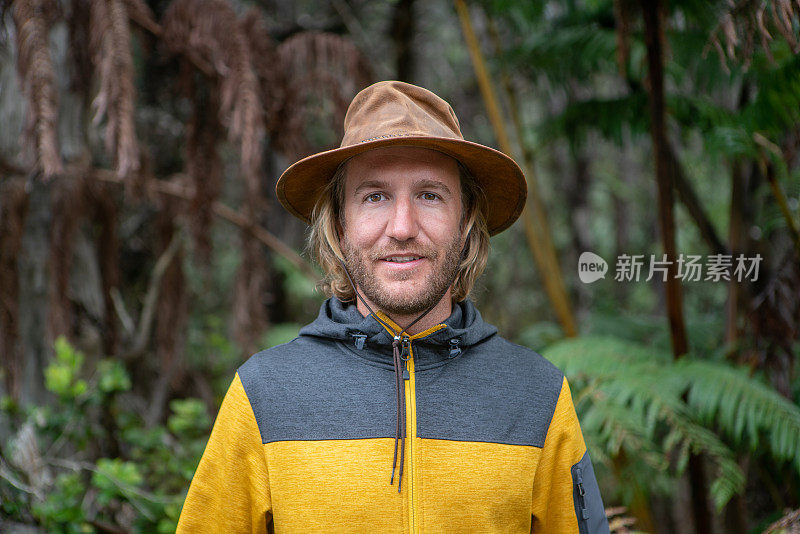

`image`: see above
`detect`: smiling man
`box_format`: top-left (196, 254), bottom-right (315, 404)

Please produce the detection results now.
top-left (177, 81), bottom-right (610, 534)
top-left (340, 147), bottom-right (464, 324)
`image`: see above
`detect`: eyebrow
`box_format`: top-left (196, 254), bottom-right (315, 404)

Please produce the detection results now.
top-left (351, 179), bottom-right (454, 197)
top-left (352, 180), bottom-right (390, 196)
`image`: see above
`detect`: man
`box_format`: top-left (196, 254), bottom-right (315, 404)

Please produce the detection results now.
top-left (177, 81), bottom-right (609, 533)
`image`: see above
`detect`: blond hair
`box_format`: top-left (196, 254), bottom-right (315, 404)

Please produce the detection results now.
top-left (307, 160), bottom-right (490, 302)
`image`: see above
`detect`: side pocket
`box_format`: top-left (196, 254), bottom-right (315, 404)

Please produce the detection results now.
top-left (571, 451), bottom-right (610, 534)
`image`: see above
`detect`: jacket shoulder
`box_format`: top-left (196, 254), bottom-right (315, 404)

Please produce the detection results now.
top-left (480, 335), bottom-right (565, 385)
top-left (415, 335), bottom-right (566, 447)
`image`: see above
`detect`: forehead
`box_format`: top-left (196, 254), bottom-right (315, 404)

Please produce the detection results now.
top-left (343, 146), bottom-right (460, 189)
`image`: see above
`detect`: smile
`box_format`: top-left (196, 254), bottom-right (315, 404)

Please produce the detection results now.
top-left (382, 256), bottom-right (423, 263)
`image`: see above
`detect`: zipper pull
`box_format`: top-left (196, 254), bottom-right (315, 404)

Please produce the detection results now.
top-left (401, 336), bottom-right (411, 380)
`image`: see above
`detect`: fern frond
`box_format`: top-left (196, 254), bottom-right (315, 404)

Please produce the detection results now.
top-left (578, 386), bottom-right (667, 471)
top-left (543, 335), bottom-right (672, 377)
top-left (541, 92), bottom-right (650, 147)
top-left (676, 359), bottom-right (800, 473)
top-left (504, 22), bottom-right (625, 84)
top-left (542, 336), bottom-right (756, 507)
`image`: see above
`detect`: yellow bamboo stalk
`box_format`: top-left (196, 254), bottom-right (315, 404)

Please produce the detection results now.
top-left (455, 0), bottom-right (578, 337)
top-left (753, 133), bottom-right (800, 256)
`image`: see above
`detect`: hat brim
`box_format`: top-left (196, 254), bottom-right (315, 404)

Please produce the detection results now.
top-left (277, 137), bottom-right (527, 236)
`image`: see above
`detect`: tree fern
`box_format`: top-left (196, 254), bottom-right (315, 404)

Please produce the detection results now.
top-left (542, 335), bottom-right (800, 508)
top-left (675, 359), bottom-right (800, 472)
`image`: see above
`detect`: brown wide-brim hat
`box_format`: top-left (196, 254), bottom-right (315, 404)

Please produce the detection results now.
top-left (276, 80), bottom-right (527, 235)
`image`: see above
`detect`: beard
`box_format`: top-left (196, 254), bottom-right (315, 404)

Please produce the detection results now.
top-left (341, 234), bottom-right (463, 317)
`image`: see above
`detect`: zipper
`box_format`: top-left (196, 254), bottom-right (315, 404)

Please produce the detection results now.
top-left (405, 339), bottom-right (417, 534)
top-left (574, 466), bottom-right (589, 534)
top-left (371, 313), bottom-right (448, 533)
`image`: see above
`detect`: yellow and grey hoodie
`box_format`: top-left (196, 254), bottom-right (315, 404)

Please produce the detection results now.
top-left (177, 298), bottom-right (609, 533)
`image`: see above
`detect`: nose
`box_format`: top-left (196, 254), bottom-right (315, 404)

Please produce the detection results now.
top-left (385, 196), bottom-right (419, 241)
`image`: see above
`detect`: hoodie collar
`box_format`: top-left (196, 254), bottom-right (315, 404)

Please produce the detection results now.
top-left (299, 297), bottom-right (497, 366)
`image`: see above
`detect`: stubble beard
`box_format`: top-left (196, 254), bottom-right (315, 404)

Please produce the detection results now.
top-left (341, 235), bottom-right (463, 317)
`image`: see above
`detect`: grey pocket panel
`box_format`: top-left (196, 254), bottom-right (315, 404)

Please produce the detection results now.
top-left (571, 451), bottom-right (610, 534)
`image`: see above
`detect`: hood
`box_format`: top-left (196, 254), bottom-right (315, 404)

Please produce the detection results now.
top-left (299, 297), bottom-right (498, 368)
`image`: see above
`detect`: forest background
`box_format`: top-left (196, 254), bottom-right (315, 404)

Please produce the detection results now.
top-left (0, 0), bottom-right (799, 532)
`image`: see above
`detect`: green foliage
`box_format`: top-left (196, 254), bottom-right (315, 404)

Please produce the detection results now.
top-left (543, 92), bottom-right (651, 147)
top-left (260, 322), bottom-right (303, 349)
top-left (92, 459), bottom-right (144, 506)
top-left (542, 336), bottom-right (800, 510)
top-left (45, 337), bottom-right (88, 398)
top-left (97, 359), bottom-right (132, 394)
top-left (276, 255), bottom-right (319, 301)
top-left (678, 359), bottom-right (800, 470)
top-left (0, 338), bottom-right (213, 532)
top-left (32, 473), bottom-right (89, 533)
top-left (167, 399), bottom-right (211, 439)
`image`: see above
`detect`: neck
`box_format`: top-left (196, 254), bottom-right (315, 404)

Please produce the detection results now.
top-left (354, 290), bottom-right (454, 336)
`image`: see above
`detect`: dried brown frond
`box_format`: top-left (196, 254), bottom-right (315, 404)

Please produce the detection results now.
top-left (239, 8), bottom-right (283, 141)
top-left (89, 0), bottom-right (142, 190)
top-left (161, 0), bottom-right (265, 200)
top-left (186, 85), bottom-right (223, 261)
top-left (43, 164), bottom-right (122, 357)
top-left (67, 0), bottom-right (93, 98)
top-left (771, 0), bottom-right (800, 52)
top-left (0, 177), bottom-right (30, 400)
top-left (763, 507), bottom-right (800, 534)
top-left (10, 423), bottom-right (51, 497)
top-left (12, 0), bottom-right (64, 178)
top-left (47, 172), bottom-right (89, 341)
top-left (155, 198), bottom-right (188, 382)
top-left (605, 506), bottom-right (639, 533)
top-left (120, 0), bottom-right (158, 35)
top-left (232, 227), bottom-right (270, 355)
top-left (86, 176), bottom-right (121, 355)
top-left (274, 31), bottom-right (373, 161)
top-left (707, 0), bottom-right (800, 70)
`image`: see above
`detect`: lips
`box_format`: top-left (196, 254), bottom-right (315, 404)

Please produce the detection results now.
top-left (377, 253), bottom-right (428, 271)
top-left (383, 255), bottom-right (422, 263)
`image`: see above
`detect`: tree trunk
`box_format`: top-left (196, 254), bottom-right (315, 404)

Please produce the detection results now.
top-left (390, 0), bottom-right (415, 82)
top-left (640, 1), bottom-right (713, 532)
top-left (722, 84), bottom-right (754, 534)
top-left (18, 178), bottom-right (54, 405)
top-left (667, 144), bottom-right (728, 256)
top-left (612, 129), bottom-right (635, 303)
top-left (0, 178), bottom-right (29, 401)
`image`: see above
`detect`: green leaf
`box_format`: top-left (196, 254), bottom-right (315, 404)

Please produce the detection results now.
top-left (167, 399), bottom-right (211, 438)
top-left (92, 458), bottom-right (144, 506)
top-left (46, 337), bottom-right (87, 398)
top-left (97, 359), bottom-right (132, 393)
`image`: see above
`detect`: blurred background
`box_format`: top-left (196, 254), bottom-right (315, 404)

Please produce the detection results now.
top-left (1, 0), bottom-right (799, 532)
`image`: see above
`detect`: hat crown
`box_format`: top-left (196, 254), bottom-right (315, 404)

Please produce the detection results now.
top-left (341, 81), bottom-right (463, 147)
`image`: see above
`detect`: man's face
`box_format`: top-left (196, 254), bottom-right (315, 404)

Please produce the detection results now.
top-left (340, 146), bottom-right (465, 317)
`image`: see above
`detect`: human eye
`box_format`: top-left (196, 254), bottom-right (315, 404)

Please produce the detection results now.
top-left (420, 192), bottom-right (441, 201)
top-left (364, 192), bottom-right (386, 203)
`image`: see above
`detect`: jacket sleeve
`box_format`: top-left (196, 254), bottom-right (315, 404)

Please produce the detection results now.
top-left (531, 377), bottom-right (609, 534)
top-left (177, 373), bottom-right (272, 533)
